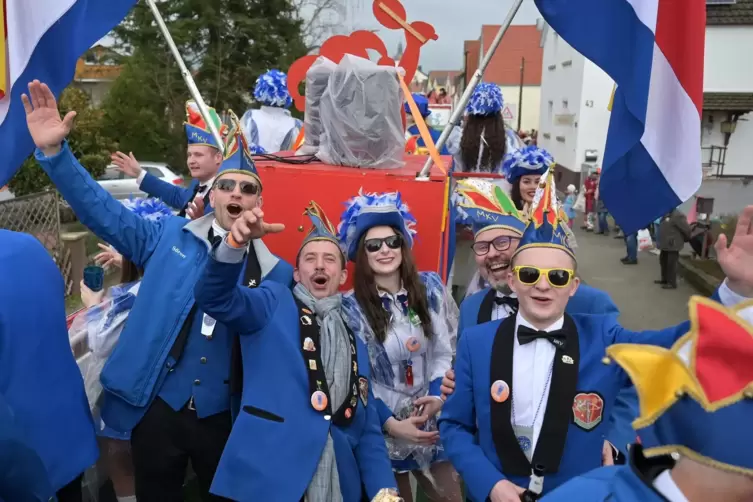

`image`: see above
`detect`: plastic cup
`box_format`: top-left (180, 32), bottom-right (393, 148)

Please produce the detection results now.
top-left (83, 265), bottom-right (105, 292)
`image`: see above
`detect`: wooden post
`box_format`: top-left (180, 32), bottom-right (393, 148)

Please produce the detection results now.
top-left (60, 231), bottom-right (89, 297)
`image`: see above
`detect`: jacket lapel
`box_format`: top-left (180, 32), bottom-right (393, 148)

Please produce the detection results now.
top-left (531, 313), bottom-right (580, 474)
top-left (477, 288), bottom-right (496, 325)
top-left (490, 314), bottom-right (531, 476)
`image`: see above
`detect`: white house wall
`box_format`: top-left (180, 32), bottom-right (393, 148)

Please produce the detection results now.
top-left (574, 62), bottom-right (614, 175)
top-left (499, 85), bottom-right (541, 132)
top-left (704, 26), bottom-right (753, 92)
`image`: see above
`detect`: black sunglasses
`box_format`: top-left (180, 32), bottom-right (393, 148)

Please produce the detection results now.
top-left (364, 235), bottom-right (402, 253)
top-left (214, 178), bottom-right (259, 196)
top-left (472, 236), bottom-right (520, 256)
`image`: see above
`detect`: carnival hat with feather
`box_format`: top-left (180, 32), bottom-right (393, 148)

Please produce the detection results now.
top-left (184, 100), bottom-right (226, 150)
top-left (605, 297), bottom-right (753, 476)
top-left (454, 179), bottom-right (526, 237)
top-left (300, 200), bottom-right (342, 252)
top-left (404, 93), bottom-right (431, 118)
top-left (503, 145), bottom-right (554, 183)
top-left (122, 197), bottom-right (174, 221)
top-left (466, 82), bottom-right (504, 116)
top-left (512, 169), bottom-right (574, 260)
top-left (254, 69), bottom-right (293, 108)
top-left (337, 190), bottom-right (417, 262)
top-left (215, 110), bottom-right (262, 188)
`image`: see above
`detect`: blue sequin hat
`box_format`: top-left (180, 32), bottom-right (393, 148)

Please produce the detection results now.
top-left (300, 201), bottom-right (342, 251)
top-left (606, 298), bottom-right (753, 476)
top-left (466, 82), bottom-right (504, 116)
top-left (122, 197), bottom-right (174, 221)
top-left (454, 179), bottom-right (526, 237)
top-left (184, 100), bottom-right (226, 150)
top-left (337, 190), bottom-right (417, 262)
top-left (216, 110), bottom-right (262, 188)
top-left (512, 169), bottom-right (575, 260)
top-left (503, 145), bottom-right (554, 183)
top-left (254, 69), bottom-right (293, 108)
top-left (405, 93), bottom-right (431, 118)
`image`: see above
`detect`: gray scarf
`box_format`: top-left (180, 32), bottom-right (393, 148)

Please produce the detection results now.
top-left (294, 283), bottom-right (350, 502)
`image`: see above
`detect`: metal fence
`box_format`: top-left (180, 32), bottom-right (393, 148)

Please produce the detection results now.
top-left (0, 190), bottom-right (73, 295)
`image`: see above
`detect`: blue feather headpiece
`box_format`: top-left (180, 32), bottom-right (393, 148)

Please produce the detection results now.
top-left (513, 170), bottom-right (575, 261)
top-left (216, 110), bottom-right (262, 188)
top-left (405, 93), bottom-right (431, 118)
top-left (504, 145), bottom-right (555, 183)
top-left (254, 69), bottom-right (293, 108)
top-left (121, 197), bottom-right (174, 221)
top-left (337, 190), bottom-right (417, 262)
top-left (454, 179), bottom-right (526, 237)
top-left (466, 82), bottom-right (504, 116)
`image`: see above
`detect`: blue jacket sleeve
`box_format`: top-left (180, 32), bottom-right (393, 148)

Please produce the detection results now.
top-left (373, 398), bottom-right (394, 427)
top-left (355, 387), bottom-right (399, 498)
top-left (194, 249), bottom-right (280, 334)
top-left (438, 333), bottom-right (504, 501)
top-left (140, 172), bottom-right (195, 210)
top-left (604, 387), bottom-right (639, 456)
top-left (35, 143), bottom-right (162, 268)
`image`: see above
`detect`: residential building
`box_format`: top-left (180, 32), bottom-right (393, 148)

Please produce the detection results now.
top-left (537, 0), bottom-right (753, 196)
top-left (71, 45), bottom-right (122, 107)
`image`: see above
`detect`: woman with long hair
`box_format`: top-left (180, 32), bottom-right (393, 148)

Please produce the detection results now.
top-left (75, 197), bottom-right (172, 502)
top-left (503, 145), bottom-right (555, 217)
top-left (338, 192), bottom-right (462, 502)
top-left (455, 83), bottom-right (508, 174)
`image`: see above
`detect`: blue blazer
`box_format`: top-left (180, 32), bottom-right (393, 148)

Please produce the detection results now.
top-left (0, 392), bottom-right (55, 502)
top-left (140, 173), bottom-right (214, 215)
top-left (438, 312), bottom-right (690, 501)
top-left (194, 254), bottom-right (397, 502)
top-left (0, 230), bottom-right (99, 492)
top-left (36, 144), bottom-right (293, 432)
top-left (458, 285), bottom-right (639, 457)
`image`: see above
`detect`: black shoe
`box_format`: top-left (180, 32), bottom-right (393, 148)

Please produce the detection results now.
top-left (621, 259), bottom-right (638, 265)
top-left (661, 284), bottom-right (677, 290)
top-left (654, 280), bottom-right (666, 285)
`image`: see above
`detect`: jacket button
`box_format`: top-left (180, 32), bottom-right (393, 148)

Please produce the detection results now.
top-left (206, 335), bottom-right (213, 340)
top-left (200, 357), bottom-right (207, 364)
top-left (194, 379), bottom-right (201, 385)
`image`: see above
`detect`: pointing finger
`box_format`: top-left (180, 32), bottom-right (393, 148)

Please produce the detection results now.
top-left (263, 222), bottom-right (285, 234)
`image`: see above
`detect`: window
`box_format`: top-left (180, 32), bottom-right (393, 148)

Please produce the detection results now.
top-left (97, 168), bottom-right (123, 181)
top-left (145, 167), bottom-right (165, 178)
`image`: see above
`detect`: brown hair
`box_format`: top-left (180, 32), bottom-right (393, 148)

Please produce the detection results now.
top-left (353, 228), bottom-right (434, 343)
top-left (119, 259), bottom-right (143, 284)
top-left (460, 113), bottom-right (507, 172)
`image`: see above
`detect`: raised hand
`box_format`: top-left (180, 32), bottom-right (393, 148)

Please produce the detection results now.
top-left (186, 197), bottom-right (205, 220)
top-left (440, 368), bottom-right (455, 400)
top-left (111, 151), bottom-right (143, 178)
top-left (21, 80), bottom-right (76, 155)
top-left (229, 207), bottom-right (285, 246)
top-left (716, 205), bottom-right (753, 297)
top-left (94, 243), bottom-right (123, 270)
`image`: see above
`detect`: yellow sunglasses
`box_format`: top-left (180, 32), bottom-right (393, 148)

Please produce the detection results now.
top-left (512, 266), bottom-right (575, 288)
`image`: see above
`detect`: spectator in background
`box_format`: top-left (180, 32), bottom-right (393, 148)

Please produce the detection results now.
top-left (595, 179), bottom-right (610, 235)
top-left (621, 232), bottom-right (639, 265)
top-left (656, 208), bottom-right (692, 289)
top-left (563, 184), bottom-right (577, 228)
top-left (583, 169), bottom-right (599, 231)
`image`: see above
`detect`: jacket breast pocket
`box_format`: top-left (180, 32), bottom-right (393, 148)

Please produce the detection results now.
top-left (242, 405), bottom-right (285, 423)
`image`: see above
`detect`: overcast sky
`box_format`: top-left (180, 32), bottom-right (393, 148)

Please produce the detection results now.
top-left (353, 0), bottom-right (542, 71)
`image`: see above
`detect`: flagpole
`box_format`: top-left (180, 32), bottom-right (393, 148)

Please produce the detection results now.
top-left (145, 0), bottom-right (224, 154)
top-left (417, 0), bottom-right (525, 179)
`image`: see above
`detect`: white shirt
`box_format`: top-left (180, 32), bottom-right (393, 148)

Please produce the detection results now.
top-left (653, 470), bottom-right (689, 502)
top-left (492, 291), bottom-right (518, 321)
top-left (245, 106), bottom-right (298, 153)
top-left (512, 313), bottom-right (561, 450)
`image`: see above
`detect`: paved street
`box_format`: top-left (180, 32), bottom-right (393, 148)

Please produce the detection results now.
top-left (574, 227), bottom-right (698, 331)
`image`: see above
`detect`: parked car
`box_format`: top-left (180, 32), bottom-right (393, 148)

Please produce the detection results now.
top-left (96, 162), bottom-right (184, 200)
top-left (0, 185), bottom-right (14, 202)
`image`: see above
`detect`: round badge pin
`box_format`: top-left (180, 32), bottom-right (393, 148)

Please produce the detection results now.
top-left (490, 380), bottom-right (510, 403)
top-left (405, 337), bottom-right (421, 353)
top-left (311, 391), bottom-right (328, 411)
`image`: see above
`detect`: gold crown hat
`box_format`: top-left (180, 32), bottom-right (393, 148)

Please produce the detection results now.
top-left (605, 297), bottom-right (753, 476)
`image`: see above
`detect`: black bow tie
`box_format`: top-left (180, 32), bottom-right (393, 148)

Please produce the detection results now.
top-left (517, 325), bottom-right (567, 350)
top-left (207, 228), bottom-right (223, 248)
top-left (494, 295), bottom-right (519, 311)
top-left (197, 184), bottom-right (208, 193)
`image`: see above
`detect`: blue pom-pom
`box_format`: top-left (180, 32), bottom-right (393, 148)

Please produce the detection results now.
top-left (504, 145), bottom-right (554, 182)
top-left (122, 197), bottom-right (174, 221)
top-left (249, 143), bottom-right (267, 155)
top-left (466, 82), bottom-right (504, 116)
top-left (254, 69), bottom-right (292, 108)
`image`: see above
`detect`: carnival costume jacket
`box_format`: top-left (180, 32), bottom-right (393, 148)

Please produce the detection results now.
top-left (0, 392), bottom-right (54, 502)
top-left (194, 251), bottom-right (397, 502)
top-left (0, 229), bottom-right (99, 492)
top-left (140, 173), bottom-right (213, 215)
top-left (438, 303), bottom-right (723, 501)
top-left (35, 143), bottom-right (293, 433)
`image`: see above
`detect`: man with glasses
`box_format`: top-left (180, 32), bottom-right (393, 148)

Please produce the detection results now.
top-left (23, 79), bottom-right (293, 501)
top-left (438, 173), bottom-right (753, 502)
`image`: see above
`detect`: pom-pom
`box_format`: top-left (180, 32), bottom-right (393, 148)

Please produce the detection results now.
top-left (253, 69), bottom-right (293, 108)
top-left (466, 82), bottom-right (504, 116)
top-left (121, 197), bottom-right (174, 221)
top-left (503, 145), bottom-right (554, 182)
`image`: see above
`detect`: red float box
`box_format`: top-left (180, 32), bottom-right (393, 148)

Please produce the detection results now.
top-left (256, 154), bottom-right (452, 290)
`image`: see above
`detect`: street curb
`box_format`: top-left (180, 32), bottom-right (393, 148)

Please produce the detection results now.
top-left (678, 257), bottom-right (720, 297)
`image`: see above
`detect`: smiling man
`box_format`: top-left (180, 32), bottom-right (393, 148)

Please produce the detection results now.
top-left (23, 80), bottom-right (293, 501)
top-left (438, 173), bottom-right (753, 502)
top-left (194, 201), bottom-right (401, 502)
